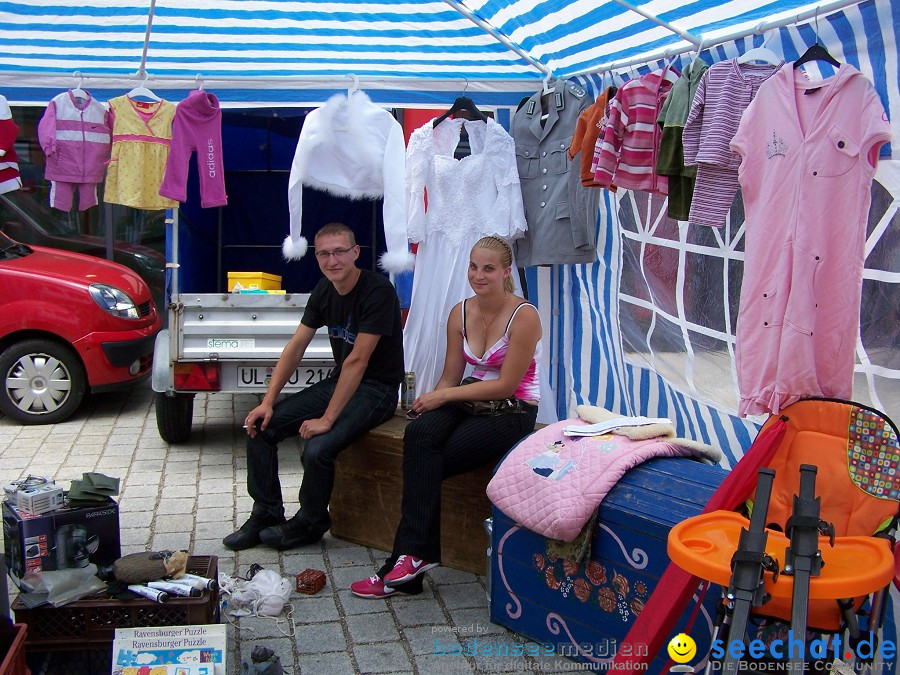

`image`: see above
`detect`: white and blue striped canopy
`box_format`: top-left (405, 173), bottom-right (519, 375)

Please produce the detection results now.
top-left (0, 0), bottom-right (860, 105)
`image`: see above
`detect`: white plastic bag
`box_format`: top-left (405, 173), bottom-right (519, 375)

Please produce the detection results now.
top-left (227, 569), bottom-right (292, 617)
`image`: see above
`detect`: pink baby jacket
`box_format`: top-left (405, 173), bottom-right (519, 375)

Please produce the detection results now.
top-left (38, 90), bottom-right (112, 184)
top-left (731, 64), bottom-right (891, 416)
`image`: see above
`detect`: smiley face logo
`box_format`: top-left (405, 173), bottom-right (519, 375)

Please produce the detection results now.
top-left (667, 633), bottom-right (697, 664)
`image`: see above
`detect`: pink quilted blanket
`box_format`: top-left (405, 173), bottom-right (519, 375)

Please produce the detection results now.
top-left (486, 418), bottom-right (713, 542)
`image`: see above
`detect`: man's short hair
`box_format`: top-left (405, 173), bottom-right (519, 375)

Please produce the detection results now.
top-left (315, 223), bottom-right (356, 247)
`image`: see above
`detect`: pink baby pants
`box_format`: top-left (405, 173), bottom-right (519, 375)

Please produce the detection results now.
top-left (159, 90), bottom-right (228, 208)
top-left (50, 181), bottom-right (98, 211)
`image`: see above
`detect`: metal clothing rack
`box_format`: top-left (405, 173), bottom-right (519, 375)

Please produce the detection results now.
top-left (569, 0), bottom-right (862, 79)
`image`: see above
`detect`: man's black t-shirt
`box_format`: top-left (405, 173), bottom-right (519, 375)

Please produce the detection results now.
top-left (301, 269), bottom-right (404, 387)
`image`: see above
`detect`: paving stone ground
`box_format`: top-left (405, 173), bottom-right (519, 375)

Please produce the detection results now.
top-left (0, 387), bottom-right (859, 674)
top-left (0, 388), bottom-right (584, 674)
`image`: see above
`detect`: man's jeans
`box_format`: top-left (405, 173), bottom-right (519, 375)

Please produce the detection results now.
top-left (246, 377), bottom-right (398, 533)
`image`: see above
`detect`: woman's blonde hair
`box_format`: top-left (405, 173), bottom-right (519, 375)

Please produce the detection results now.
top-left (473, 236), bottom-right (515, 294)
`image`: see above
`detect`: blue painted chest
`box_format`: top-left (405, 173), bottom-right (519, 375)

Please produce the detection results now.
top-left (490, 456), bottom-right (727, 672)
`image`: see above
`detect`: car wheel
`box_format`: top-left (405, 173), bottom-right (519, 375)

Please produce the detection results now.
top-left (155, 391), bottom-right (194, 443)
top-left (0, 339), bottom-right (87, 425)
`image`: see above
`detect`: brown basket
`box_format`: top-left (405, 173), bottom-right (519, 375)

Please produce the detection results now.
top-left (295, 568), bottom-right (326, 595)
top-left (0, 623), bottom-right (27, 675)
top-left (12, 556), bottom-right (219, 651)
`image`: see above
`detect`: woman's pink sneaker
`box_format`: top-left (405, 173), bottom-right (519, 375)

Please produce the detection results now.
top-left (383, 555), bottom-right (439, 586)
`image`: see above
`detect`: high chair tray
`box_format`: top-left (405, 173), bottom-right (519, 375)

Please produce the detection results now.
top-left (668, 510), bottom-right (893, 599)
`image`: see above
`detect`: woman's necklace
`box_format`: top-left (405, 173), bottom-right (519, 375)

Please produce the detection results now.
top-left (477, 294), bottom-right (507, 339)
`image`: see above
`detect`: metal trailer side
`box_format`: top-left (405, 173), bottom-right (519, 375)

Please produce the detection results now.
top-left (151, 211), bottom-right (335, 443)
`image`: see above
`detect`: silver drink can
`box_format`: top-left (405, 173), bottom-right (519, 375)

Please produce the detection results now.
top-left (401, 372), bottom-right (416, 409)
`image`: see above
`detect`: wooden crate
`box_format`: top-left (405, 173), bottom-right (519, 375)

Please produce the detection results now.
top-left (331, 413), bottom-right (494, 575)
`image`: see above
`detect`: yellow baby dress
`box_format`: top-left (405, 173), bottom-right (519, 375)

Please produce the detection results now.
top-left (104, 95), bottom-right (178, 210)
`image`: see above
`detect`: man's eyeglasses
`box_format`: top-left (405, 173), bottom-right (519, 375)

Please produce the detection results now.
top-left (314, 247), bottom-right (355, 260)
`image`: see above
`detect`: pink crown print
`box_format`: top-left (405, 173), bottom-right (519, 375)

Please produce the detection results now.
top-left (766, 130), bottom-right (787, 158)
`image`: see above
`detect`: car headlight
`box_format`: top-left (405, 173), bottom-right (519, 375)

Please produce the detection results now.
top-left (89, 284), bottom-right (140, 319)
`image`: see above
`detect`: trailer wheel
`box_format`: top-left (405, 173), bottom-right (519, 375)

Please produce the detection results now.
top-left (155, 392), bottom-right (194, 443)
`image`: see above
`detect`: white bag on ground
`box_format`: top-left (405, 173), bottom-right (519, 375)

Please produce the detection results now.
top-left (226, 569), bottom-right (292, 617)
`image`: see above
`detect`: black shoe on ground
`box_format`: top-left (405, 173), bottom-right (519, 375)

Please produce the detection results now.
top-left (259, 516), bottom-right (326, 550)
top-left (223, 513), bottom-right (286, 551)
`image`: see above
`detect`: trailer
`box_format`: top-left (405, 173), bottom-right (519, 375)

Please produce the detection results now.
top-left (150, 211), bottom-right (334, 443)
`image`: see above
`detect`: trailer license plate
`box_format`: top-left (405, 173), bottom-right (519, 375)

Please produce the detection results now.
top-left (238, 366), bottom-right (334, 389)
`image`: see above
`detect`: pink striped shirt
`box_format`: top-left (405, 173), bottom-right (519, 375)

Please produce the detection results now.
top-left (593, 69), bottom-right (676, 195)
top-left (462, 301), bottom-right (542, 402)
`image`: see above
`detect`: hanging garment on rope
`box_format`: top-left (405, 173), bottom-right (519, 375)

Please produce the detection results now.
top-left (656, 59), bottom-right (709, 220)
top-left (104, 95), bottom-right (178, 211)
top-left (731, 64), bottom-right (891, 416)
top-left (593, 68), bottom-right (677, 196)
top-left (682, 58), bottom-right (782, 227)
top-left (403, 116), bottom-right (526, 394)
top-left (159, 89), bottom-right (228, 208)
top-left (38, 90), bottom-right (111, 211)
top-left (569, 86), bottom-right (616, 188)
top-left (284, 90), bottom-right (412, 273)
top-left (0, 95), bottom-right (21, 195)
top-left (514, 79), bottom-right (598, 267)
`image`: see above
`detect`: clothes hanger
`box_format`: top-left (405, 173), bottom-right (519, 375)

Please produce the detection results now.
top-left (657, 49), bottom-right (681, 83)
top-left (432, 96), bottom-right (488, 127)
top-left (793, 43), bottom-right (840, 68)
top-left (688, 38), bottom-right (707, 70)
top-left (346, 73), bottom-right (359, 96)
top-left (127, 71), bottom-right (161, 102)
top-left (71, 71), bottom-right (87, 100)
top-left (737, 28), bottom-right (781, 66)
top-left (432, 80), bottom-right (488, 127)
top-left (195, 73), bottom-right (204, 91)
top-left (794, 9), bottom-right (840, 69)
top-left (541, 72), bottom-right (555, 96)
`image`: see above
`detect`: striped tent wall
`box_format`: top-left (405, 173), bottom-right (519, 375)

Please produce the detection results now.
top-left (529, 0), bottom-right (898, 465)
top-left (527, 3), bottom-right (900, 651)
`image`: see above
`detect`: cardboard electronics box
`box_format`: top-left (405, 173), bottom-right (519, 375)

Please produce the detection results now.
top-left (2, 497), bottom-right (120, 589)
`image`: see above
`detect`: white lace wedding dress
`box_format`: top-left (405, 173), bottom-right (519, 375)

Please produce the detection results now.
top-left (404, 116), bottom-right (527, 393)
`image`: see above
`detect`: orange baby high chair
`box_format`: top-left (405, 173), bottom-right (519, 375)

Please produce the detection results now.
top-left (668, 398), bottom-right (900, 672)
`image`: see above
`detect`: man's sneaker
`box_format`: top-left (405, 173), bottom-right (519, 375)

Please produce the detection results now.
top-left (223, 513), bottom-right (285, 551)
top-left (383, 555), bottom-right (439, 586)
top-left (259, 516), bottom-right (326, 551)
top-left (350, 575), bottom-right (396, 598)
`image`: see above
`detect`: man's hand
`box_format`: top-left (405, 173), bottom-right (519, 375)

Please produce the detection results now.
top-left (244, 403), bottom-right (274, 438)
top-left (299, 417), bottom-right (333, 439)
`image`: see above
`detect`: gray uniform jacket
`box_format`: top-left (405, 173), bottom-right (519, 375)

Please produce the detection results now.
top-left (512, 80), bottom-right (600, 267)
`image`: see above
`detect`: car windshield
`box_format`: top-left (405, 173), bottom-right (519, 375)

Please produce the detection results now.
top-left (0, 231), bottom-right (32, 259)
top-left (1, 191), bottom-right (80, 237)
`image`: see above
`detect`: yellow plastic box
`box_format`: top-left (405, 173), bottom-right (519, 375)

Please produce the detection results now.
top-left (227, 271), bottom-right (282, 292)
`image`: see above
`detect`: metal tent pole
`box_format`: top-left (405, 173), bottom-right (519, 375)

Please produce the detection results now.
top-left (610, 0), bottom-right (702, 46)
top-left (442, 0), bottom-right (553, 77)
top-left (568, 0), bottom-right (865, 79)
top-left (137, 0), bottom-right (158, 78)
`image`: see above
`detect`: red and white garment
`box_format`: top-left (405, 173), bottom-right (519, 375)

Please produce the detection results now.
top-left (592, 68), bottom-right (677, 195)
top-left (0, 94), bottom-right (21, 195)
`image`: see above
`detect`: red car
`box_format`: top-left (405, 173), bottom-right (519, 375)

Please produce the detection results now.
top-left (0, 231), bottom-right (162, 424)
